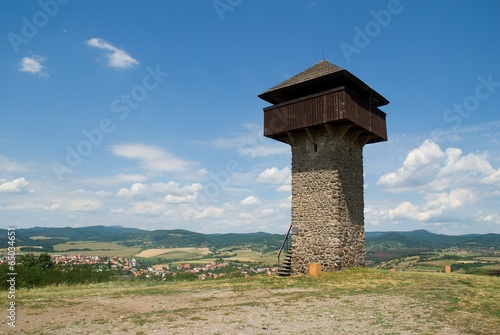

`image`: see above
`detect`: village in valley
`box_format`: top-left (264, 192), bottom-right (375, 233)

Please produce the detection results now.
top-left (45, 253), bottom-right (277, 279)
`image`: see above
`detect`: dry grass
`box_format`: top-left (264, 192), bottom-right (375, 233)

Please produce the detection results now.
top-left (11, 269), bottom-right (500, 335)
top-left (134, 247), bottom-right (210, 259)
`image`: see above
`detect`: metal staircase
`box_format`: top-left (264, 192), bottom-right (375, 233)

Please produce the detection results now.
top-left (277, 225), bottom-right (293, 276)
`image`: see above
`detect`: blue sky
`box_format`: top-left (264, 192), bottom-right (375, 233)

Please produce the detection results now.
top-left (1, 0), bottom-right (499, 234)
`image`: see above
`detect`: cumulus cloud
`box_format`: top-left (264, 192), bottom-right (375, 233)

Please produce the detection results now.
top-left (378, 139), bottom-right (500, 193)
top-left (86, 38), bottom-right (139, 69)
top-left (378, 140), bottom-right (444, 191)
top-left (111, 143), bottom-right (193, 172)
top-left (482, 169), bottom-right (500, 184)
top-left (257, 167), bottom-right (290, 184)
top-left (439, 148), bottom-right (494, 177)
top-left (19, 55), bottom-right (49, 77)
top-left (276, 182), bottom-right (291, 192)
top-left (366, 138), bottom-right (500, 232)
top-left (477, 212), bottom-right (500, 224)
top-left (0, 177), bottom-right (31, 193)
top-left (164, 194), bottom-right (197, 204)
top-left (116, 183), bottom-right (148, 198)
top-left (257, 167), bottom-right (291, 192)
top-left (117, 181), bottom-right (202, 198)
top-left (240, 195), bottom-right (261, 206)
top-left (387, 188), bottom-right (477, 222)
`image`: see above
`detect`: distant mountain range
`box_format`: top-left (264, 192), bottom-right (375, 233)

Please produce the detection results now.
top-left (366, 229), bottom-right (500, 251)
top-left (0, 226), bottom-right (284, 251)
top-left (1, 226), bottom-right (498, 252)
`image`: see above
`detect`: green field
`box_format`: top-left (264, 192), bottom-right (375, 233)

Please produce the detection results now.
top-left (222, 248), bottom-right (278, 264)
top-left (165, 248), bottom-right (279, 267)
top-left (376, 252), bottom-right (500, 275)
top-left (52, 241), bottom-right (141, 258)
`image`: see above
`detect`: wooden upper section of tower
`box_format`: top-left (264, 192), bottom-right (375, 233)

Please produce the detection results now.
top-left (258, 60), bottom-right (389, 144)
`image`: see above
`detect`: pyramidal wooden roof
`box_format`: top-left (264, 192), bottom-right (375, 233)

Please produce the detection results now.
top-left (264, 60), bottom-right (344, 93)
top-left (258, 60), bottom-right (389, 107)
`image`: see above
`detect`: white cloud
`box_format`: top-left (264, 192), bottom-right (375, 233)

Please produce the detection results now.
top-left (19, 55), bottom-right (49, 77)
top-left (240, 195), bottom-right (261, 206)
top-left (482, 169), bottom-right (500, 184)
top-left (86, 38), bottom-right (139, 69)
top-left (0, 177), bottom-right (31, 193)
top-left (257, 167), bottom-right (290, 184)
top-left (239, 145), bottom-right (289, 158)
top-left (3, 198), bottom-right (102, 213)
top-left (386, 188), bottom-right (476, 222)
top-left (259, 208), bottom-right (277, 216)
top-left (116, 183), bottom-right (148, 198)
top-left (69, 189), bottom-right (113, 197)
top-left (0, 156), bottom-right (29, 173)
top-left (126, 201), bottom-right (167, 216)
top-left (276, 183), bottom-right (291, 192)
top-left (164, 194), bottom-right (197, 204)
top-left (64, 199), bottom-right (103, 212)
top-left (197, 168), bottom-right (209, 177)
top-left (111, 143), bottom-right (193, 172)
top-left (207, 124), bottom-right (289, 158)
top-left (257, 167), bottom-right (291, 192)
top-left (366, 136), bottom-right (500, 232)
top-left (387, 201), bottom-right (419, 221)
top-left (432, 148), bottom-right (496, 189)
top-left (117, 181), bottom-right (202, 198)
top-left (194, 206), bottom-right (224, 219)
top-left (424, 188), bottom-right (475, 210)
top-left (88, 173), bottom-right (147, 185)
top-left (378, 139), bottom-right (500, 193)
top-left (377, 139), bottom-right (444, 191)
top-left (477, 212), bottom-right (500, 224)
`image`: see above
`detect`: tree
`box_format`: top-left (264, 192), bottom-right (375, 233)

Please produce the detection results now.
top-left (38, 252), bottom-right (54, 269)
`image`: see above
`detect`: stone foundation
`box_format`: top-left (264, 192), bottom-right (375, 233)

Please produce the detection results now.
top-left (289, 128), bottom-right (366, 274)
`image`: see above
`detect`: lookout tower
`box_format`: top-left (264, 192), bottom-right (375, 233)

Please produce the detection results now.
top-left (258, 60), bottom-right (389, 275)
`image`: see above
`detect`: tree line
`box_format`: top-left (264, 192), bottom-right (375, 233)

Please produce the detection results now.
top-left (0, 253), bottom-right (112, 289)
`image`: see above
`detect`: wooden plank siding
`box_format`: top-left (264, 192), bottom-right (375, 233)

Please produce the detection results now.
top-left (263, 87), bottom-right (387, 143)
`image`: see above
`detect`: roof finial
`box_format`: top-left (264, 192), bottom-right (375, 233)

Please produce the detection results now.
top-left (322, 44), bottom-right (326, 61)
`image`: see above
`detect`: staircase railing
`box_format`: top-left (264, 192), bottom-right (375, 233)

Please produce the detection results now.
top-left (277, 224), bottom-right (293, 268)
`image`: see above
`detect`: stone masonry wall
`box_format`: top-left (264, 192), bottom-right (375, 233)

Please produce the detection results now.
top-left (289, 128), bottom-right (365, 274)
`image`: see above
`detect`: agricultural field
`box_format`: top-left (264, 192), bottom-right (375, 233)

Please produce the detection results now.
top-left (221, 248), bottom-right (278, 265)
top-left (375, 251), bottom-right (500, 275)
top-left (134, 247), bottom-right (278, 267)
top-left (134, 247), bottom-right (210, 260)
top-left (51, 241), bottom-right (141, 258)
top-left (28, 236), bottom-right (61, 240)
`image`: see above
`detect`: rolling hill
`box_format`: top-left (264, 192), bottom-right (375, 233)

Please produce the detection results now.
top-left (1, 226), bottom-right (498, 253)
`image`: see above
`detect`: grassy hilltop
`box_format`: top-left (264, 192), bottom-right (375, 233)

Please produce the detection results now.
top-left (13, 268), bottom-right (500, 335)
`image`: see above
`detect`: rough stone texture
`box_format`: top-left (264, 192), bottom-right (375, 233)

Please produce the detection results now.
top-left (289, 127), bottom-right (365, 274)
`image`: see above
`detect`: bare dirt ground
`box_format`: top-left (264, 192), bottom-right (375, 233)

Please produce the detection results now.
top-left (2, 280), bottom-right (476, 335)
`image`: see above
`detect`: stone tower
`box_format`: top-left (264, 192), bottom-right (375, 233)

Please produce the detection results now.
top-left (258, 60), bottom-right (389, 274)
